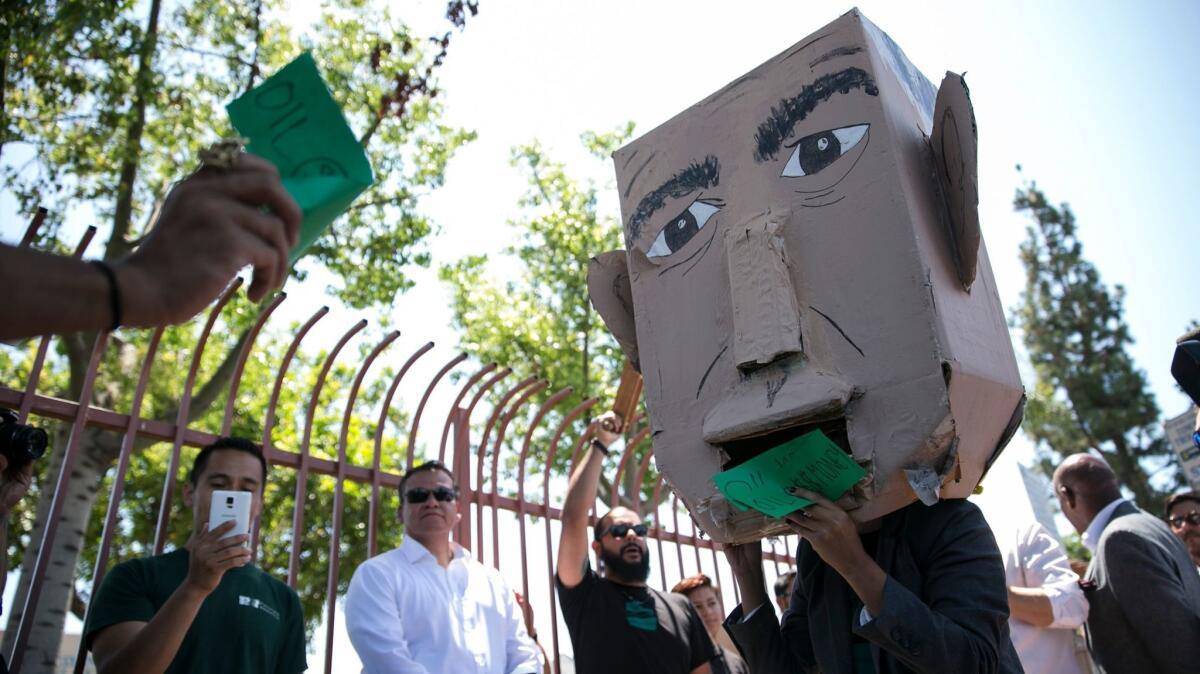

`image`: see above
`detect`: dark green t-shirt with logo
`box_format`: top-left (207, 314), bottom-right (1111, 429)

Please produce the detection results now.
top-left (84, 548), bottom-right (306, 674)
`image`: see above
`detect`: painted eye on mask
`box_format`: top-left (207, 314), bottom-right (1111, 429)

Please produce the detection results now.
top-left (646, 199), bottom-right (722, 259)
top-left (780, 124), bottom-right (869, 177)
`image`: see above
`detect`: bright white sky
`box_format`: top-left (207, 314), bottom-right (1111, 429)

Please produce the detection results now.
top-left (4, 1), bottom-right (1200, 671)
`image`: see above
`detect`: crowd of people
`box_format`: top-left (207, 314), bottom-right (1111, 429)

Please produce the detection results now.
top-left (63, 424), bottom-right (1200, 674)
top-left (3, 149), bottom-right (1200, 673)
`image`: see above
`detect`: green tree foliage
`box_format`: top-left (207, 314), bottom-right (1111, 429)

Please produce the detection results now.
top-left (1012, 180), bottom-right (1180, 512)
top-left (439, 125), bottom-right (643, 503)
top-left (0, 0), bottom-right (477, 659)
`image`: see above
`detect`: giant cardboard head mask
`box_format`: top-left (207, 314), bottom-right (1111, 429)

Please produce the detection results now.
top-left (589, 9), bottom-right (1023, 543)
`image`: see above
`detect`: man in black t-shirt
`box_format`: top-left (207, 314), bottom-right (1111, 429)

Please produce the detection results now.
top-left (84, 437), bottom-right (306, 674)
top-left (556, 412), bottom-right (715, 674)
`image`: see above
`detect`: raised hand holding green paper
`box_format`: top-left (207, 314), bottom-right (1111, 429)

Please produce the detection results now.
top-left (227, 52), bottom-right (374, 262)
top-left (712, 430), bottom-right (866, 518)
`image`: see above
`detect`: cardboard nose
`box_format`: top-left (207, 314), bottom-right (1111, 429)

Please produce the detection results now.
top-left (724, 215), bottom-right (804, 369)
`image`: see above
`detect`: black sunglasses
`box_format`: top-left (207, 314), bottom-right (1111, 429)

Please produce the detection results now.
top-left (1168, 511), bottom-right (1200, 530)
top-left (602, 523), bottom-right (648, 539)
top-left (404, 486), bottom-right (458, 504)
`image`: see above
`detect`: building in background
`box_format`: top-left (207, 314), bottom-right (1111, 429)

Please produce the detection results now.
top-left (1164, 406), bottom-right (1200, 490)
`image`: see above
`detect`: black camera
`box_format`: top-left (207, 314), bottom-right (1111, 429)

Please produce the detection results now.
top-left (0, 409), bottom-right (48, 468)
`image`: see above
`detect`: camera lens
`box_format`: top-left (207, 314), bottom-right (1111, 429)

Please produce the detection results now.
top-left (0, 410), bottom-right (48, 465)
top-left (13, 426), bottom-right (48, 460)
top-left (226, 496), bottom-right (234, 506)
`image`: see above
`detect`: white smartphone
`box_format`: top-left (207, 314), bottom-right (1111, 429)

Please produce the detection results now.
top-left (208, 490), bottom-right (251, 542)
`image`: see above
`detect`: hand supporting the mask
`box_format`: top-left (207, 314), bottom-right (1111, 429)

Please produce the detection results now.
top-left (784, 488), bottom-right (886, 616)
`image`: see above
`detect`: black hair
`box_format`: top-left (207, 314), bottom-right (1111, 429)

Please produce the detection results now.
top-left (594, 508), bottom-right (646, 541)
top-left (594, 510), bottom-right (614, 541)
top-left (775, 570), bottom-right (797, 597)
top-left (188, 436), bottom-right (268, 487)
top-left (398, 460), bottom-right (457, 498)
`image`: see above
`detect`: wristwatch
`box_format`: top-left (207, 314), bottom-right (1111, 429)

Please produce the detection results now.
top-left (591, 438), bottom-right (609, 456)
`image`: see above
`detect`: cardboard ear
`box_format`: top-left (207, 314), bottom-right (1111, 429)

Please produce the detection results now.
top-left (932, 72), bottom-right (980, 290)
top-left (587, 251), bottom-right (640, 372)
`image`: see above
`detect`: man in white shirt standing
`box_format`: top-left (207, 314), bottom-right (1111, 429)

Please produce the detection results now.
top-left (1002, 520), bottom-right (1091, 674)
top-left (345, 461), bottom-right (541, 674)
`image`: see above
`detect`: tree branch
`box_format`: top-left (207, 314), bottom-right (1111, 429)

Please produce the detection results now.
top-left (240, 0), bottom-right (263, 95)
top-left (149, 326), bottom-right (254, 445)
top-left (105, 0), bottom-right (163, 262)
top-left (163, 39), bottom-right (254, 70)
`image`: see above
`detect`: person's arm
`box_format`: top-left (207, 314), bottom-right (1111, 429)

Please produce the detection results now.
top-left (0, 454), bottom-right (34, 608)
top-left (1104, 528), bottom-right (1200, 672)
top-left (1008, 522), bottom-right (1088, 629)
top-left (555, 412), bottom-right (621, 589)
top-left (512, 590), bottom-right (546, 674)
top-left (1007, 587), bottom-right (1056, 626)
top-left (1, 153), bottom-right (300, 341)
top-left (500, 582), bottom-right (541, 674)
top-left (724, 540), bottom-right (771, 616)
top-left (724, 541), bottom-right (815, 674)
top-left (343, 560), bottom-right (431, 674)
top-left (90, 521), bottom-right (251, 674)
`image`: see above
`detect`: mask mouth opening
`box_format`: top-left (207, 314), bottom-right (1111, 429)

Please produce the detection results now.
top-left (718, 415), bottom-right (850, 471)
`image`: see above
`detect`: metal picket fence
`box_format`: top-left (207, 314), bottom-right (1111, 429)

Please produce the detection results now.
top-left (0, 209), bottom-right (796, 673)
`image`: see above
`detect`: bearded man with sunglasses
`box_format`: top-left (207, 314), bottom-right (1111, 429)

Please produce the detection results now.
top-left (556, 412), bottom-right (716, 674)
top-left (345, 461), bottom-right (541, 673)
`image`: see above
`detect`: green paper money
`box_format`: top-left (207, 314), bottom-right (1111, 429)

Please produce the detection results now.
top-left (227, 52), bottom-right (374, 262)
top-left (713, 430), bottom-right (866, 518)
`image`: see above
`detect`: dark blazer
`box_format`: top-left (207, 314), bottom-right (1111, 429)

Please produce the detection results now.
top-left (1083, 500), bottom-right (1200, 674)
top-left (725, 498), bottom-right (1023, 674)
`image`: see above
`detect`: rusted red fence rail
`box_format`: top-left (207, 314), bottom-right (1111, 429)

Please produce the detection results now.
top-left (0, 213), bottom-right (795, 673)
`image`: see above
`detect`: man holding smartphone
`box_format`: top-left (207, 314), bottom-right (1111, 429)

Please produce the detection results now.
top-left (344, 460), bottom-right (541, 673)
top-left (84, 437), bottom-right (306, 674)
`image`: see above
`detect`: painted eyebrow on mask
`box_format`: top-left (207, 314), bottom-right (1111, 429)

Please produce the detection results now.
top-left (753, 66), bottom-right (879, 163)
top-left (809, 45), bottom-right (863, 68)
top-left (626, 155), bottom-right (720, 246)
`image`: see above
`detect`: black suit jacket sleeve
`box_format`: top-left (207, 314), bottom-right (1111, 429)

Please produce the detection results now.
top-left (725, 600), bottom-right (817, 674)
top-left (1102, 528), bottom-right (1200, 672)
top-left (853, 502), bottom-right (1013, 673)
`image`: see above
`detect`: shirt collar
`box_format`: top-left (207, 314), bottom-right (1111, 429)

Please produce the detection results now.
top-left (399, 535), bottom-right (465, 564)
top-left (1082, 498), bottom-right (1126, 552)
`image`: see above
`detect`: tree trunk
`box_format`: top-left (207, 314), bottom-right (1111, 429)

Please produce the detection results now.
top-left (1, 45), bottom-right (8, 164)
top-left (2, 426), bottom-right (120, 672)
top-left (105, 0), bottom-right (162, 261)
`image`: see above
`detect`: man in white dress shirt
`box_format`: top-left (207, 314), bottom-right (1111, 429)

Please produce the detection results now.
top-left (345, 461), bottom-right (541, 674)
top-left (1002, 520), bottom-right (1090, 674)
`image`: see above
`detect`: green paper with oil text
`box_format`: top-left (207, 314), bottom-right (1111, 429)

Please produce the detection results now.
top-left (226, 52), bottom-right (374, 262)
top-left (713, 430), bottom-right (866, 518)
